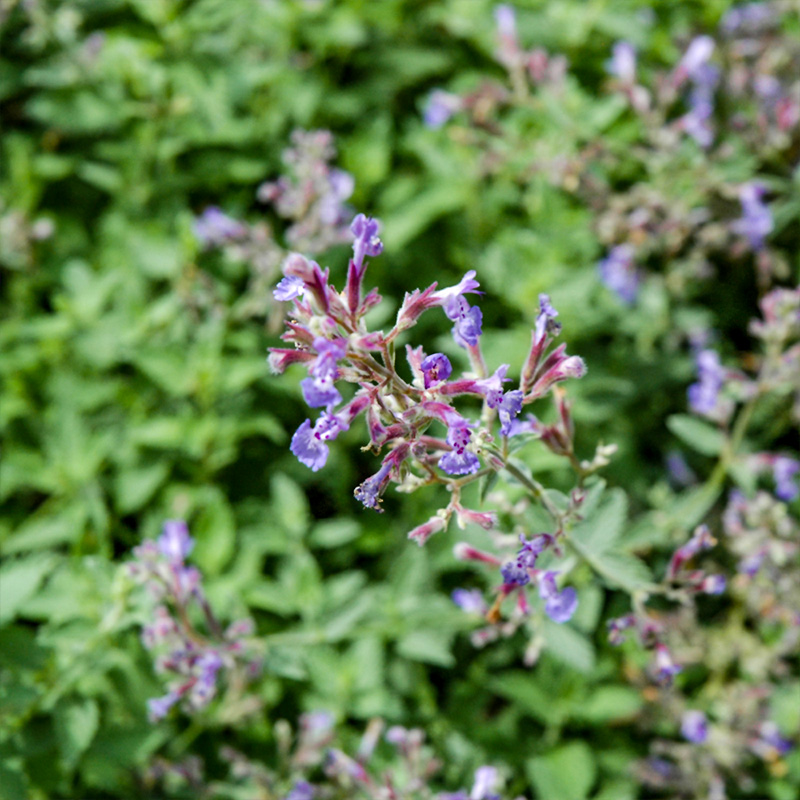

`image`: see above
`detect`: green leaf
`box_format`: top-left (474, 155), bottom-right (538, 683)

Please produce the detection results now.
top-left (570, 487), bottom-right (627, 554)
top-left (543, 620), bottom-right (596, 674)
top-left (0, 553), bottom-right (56, 624)
top-left (667, 414), bottom-right (725, 457)
top-left (573, 686), bottom-right (643, 723)
top-left (527, 741), bottom-right (597, 800)
top-left (396, 630), bottom-right (455, 667)
top-left (587, 550), bottom-right (653, 592)
top-left (54, 699), bottom-right (99, 768)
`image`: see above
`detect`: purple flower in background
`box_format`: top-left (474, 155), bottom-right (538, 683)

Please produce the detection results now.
top-left (421, 353), bottom-right (453, 388)
top-left (494, 5), bottom-right (516, 38)
top-left (284, 780), bottom-right (315, 800)
top-left (598, 244), bottom-right (639, 304)
top-left (500, 559), bottom-right (531, 586)
top-left (274, 274), bottom-right (306, 301)
top-left (470, 765), bottom-right (499, 800)
top-left (538, 571), bottom-right (578, 623)
top-left (666, 451), bottom-right (697, 487)
top-left (452, 588), bottom-right (488, 614)
top-left (193, 207), bottom-right (246, 247)
top-left (678, 36), bottom-right (715, 81)
top-left (350, 214), bottom-right (383, 270)
top-left (753, 721), bottom-right (793, 759)
top-left (424, 89), bottom-right (462, 129)
top-left (721, 3), bottom-right (775, 34)
top-left (192, 651), bottom-right (223, 705)
top-left (688, 349), bottom-right (725, 415)
top-left (700, 574), bottom-right (727, 594)
top-left (773, 456), bottom-right (800, 501)
top-left (732, 183), bottom-right (773, 251)
top-left (608, 41), bottom-right (637, 84)
top-left (653, 643), bottom-right (682, 683)
top-left (681, 710), bottom-right (709, 744)
top-left (439, 416), bottom-right (481, 475)
top-left (158, 520), bottom-right (193, 563)
top-left (147, 691), bottom-right (180, 721)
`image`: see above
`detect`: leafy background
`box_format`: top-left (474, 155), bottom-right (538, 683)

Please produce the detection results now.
top-left (1, 1), bottom-right (798, 799)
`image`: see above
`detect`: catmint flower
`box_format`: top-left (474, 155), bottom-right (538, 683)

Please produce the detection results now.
top-left (494, 5), bottom-right (516, 39)
top-left (773, 456), bottom-right (800, 501)
top-left (700, 574), bottom-right (727, 594)
top-left (274, 275), bottom-right (306, 301)
top-left (501, 560), bottom-right (531, 586)
top-left (421, 353), bottom-right (453, 388)
top-left (608, 41), bottom-right (637, 84)
top-left (678, 36), bottom-right (715, 82)
top-left (354, 447), bottom-right (408, 511)
top-left (731, 183), bottom-right (772, 251)
top-left (653, 643), bottom-right (682, 683)
top-left (538, 571), bottom-right (578, 623)
top-left (291, 420), bottom-right (331, 471)
top-left (444, 296), bottom-right (483, 348)
top-left (452, 588), bottom-right (488, 614)
top-left (607, 614), bottom-right (636, 645)
top-left (668, 523), bottom-right (716, 578)
top-left (301, 338), bottom-right (347, 409)
top-left (598, 244), bottom-right (639, 304)
top-left (147, 691), bottom-right (180, 721)
top-left (681, 711), bottom-right (709, 744)
top-left (193, 207), bottom-right (246, 247)
top-left (688, 349), bottom-right (725, 415)
top-left (439, 417), bottom-right (481, 475)
top-left (424, 89), bottom-right (462, 129)
top-left (470, 765), bottom-right (499, 800)
top-left (158, 520), bottom-right (193, 563)
top-left (721, 3), bottom-right (775, 34)
top-left (284, 781), bottom-right (315, 800)
top-left (350, 214), bottom-right (383, 270)
top-left (666, 451), bottom-right (697, 487)
top-left (408, 515), bottom-right (447, 545)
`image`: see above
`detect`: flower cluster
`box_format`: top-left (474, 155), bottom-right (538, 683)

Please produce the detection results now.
top-left (126, 520), bottom-right (259, 721)
top-left (143, 712), bottom-right (521, 800)
top-left (271, 214), bottom-right (585, 531)
top-left (191, 129), bottom-right (355, 324)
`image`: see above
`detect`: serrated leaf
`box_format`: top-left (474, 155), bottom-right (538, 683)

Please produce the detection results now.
top-left (570, 487), bottom-right (627, 555)
top-left (667, 414), bottom-right (725, 457)
top-left (54, 699), bottom-right (99, 767)
top-left (543, 620), bottom-right (596, 674)
top-left (0, 553), bottom-right (56, 624)
top-left (589, 550), bottom-right (653, 592)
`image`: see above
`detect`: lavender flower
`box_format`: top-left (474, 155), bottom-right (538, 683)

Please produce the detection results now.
top-left (452, 588), bottom-right (488, 614)
top-left (538, 571), bottom-right (578, 623)
top-left (158, 520), bottom-right (194, 563)
top-left (350, 214), bottom-right (383, 270)
top-left (470, 765), bottom-right (499, 800)
top-left (608, 41), bottom-right (637, 84)
top-left (274, 275), bottom-right (306, 301)
top-left (597, 244), bottom-right (639, 304)
top-left (193, 207), bottom-right (246, 247)
top-left (424, 90), bottom-right (462, 129)
top-left (439, 416), bottom-right (481, 475)
top-left (773, 456), bottom-right (799, 501)
top-left (653, 643), bottom-right (682, 683)
top-left (284, 781), bottom-right (315, 800)
top-left (421, 353), bottom-right (453, 388)
top-left (688, 349), bottom-right (725, 415)
top-left (731, 183), bottom-right (773, 251)
top-left (681, 711), bottom-right (709, 744)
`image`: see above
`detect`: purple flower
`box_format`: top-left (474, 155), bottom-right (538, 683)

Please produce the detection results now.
top-left (653, 643), bottom-right (682, 683)
top-left (291, 420), bottom-right (330, 471)
top-left (598, 244), bottom-right (639, 304)
top-left (301, 376), bottom-right (342, 409)
top-left (773, 456), bottom-right (800, 501)
top-left (424, 89), bottom-right (462, 129)
top-left (447, 297), bottom-right (483, 348)
top-left (732, 183), bottom-right (772, 251)
top-left (608, 41), bottom-right (636, 84)
top-left (284, 780), bottom-right (315, 800)
top-left (451, 588), bottom-right (488, 614)
top-left (301, 338), bottom-right (347, 409)
top-left (666, 451), bottom-right (697, 487)
top-left (193, 207), bottom-right (246, 247)
top-left (500, 560), bottom-right (531, 586)
top-left (439, 417), bottom-right (481, 475)
top-left (496, 390), bottom-right (523, 435)
top-left (721, 3), bottom-right (775, 34)
top-left (538, 571), bottom-right (578, 623)
top-left (421, 353), bottom-right (453, 388)
top-left (688, 349), bottom-right (725, 415)
top-left (533, 293), bottom-right (559, 347)
top-left (274, 275), bottom-right (306, 301)
top-left (354, 461), bottom-right (393, 510)
top-left (700, 574), bottom-right (727, 595)
top-left (681, 711), bottom-right (708, 744)
top-left (147, 691), bottom-right (179, 721)
top-left (470, 765), bottom-right (499, 800)
top-left (191, 651), bottom-right (223, 705)
top-left (158, 520), bottom-right (193, 563)
top-left (350, 214), bottom-right (383, 270)
top-left (678, 36), bottom-right (715, 82)
top-left (754, 722), bottom-right (792, 758)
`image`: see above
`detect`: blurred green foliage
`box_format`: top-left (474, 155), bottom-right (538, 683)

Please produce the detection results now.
top-left (1, 1), bottom-right (798, 799)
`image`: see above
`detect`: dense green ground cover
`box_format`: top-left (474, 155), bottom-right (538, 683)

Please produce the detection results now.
top-left (1, 1), bottom-right (798, 798)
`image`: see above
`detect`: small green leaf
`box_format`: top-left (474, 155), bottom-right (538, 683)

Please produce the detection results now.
top-left (0, 553), bottom-right (56, 624)
top-left (527, 741), bottom-right (597, 800)
top-left (667, 414), bottom-right (725, 457)
top-left (54, 699), bottom-right (99, 768)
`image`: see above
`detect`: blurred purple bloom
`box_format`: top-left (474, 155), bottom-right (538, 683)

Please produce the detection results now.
top-left (773, 456), bottom-right (800, 501)
top-left (494, 5), bottom-right (516, 38)
top-left (721, 3), bottom-right (775, 34)
top-left (688, 349), bottom-right (725, 415)
top-left (754, 721), bottom-right (792, 758)
top-left (700, 574), bottom-right (727, 595)
top-left (421, 353), bottom-right (453, 388)
top-left (147, 691), bottom-right (179, 721)
top-left (452, 588), bottom-right (488, 614)
top-left (500, 560), bottom-right (531, 586)
top-left (608, 41), bottom-right (637, 84)
top-left (538, 571), bottom-right (578, 623)
top-left (681, 710), bottom-right (709, 744)
top-left (666, 451), bottom-right (697, 487)
top-left (158, 520), bottom-right (193, 563)
top-left (732, 183), bottom-right (772, 251)
top-left (598, 244), bottom-right (639, 304)
top-left (679, 36), bottom-right (715, 81)
top-left (284, 780), bottom-right (315, 800)
top-left (470, 765), bottom-right (499, 800)
top-left (193, 207), bottom-right (246, 247)
top-left (653, 643), bottom-right (682, 683)
top-left (424, 89), bottom-right (462, 129)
